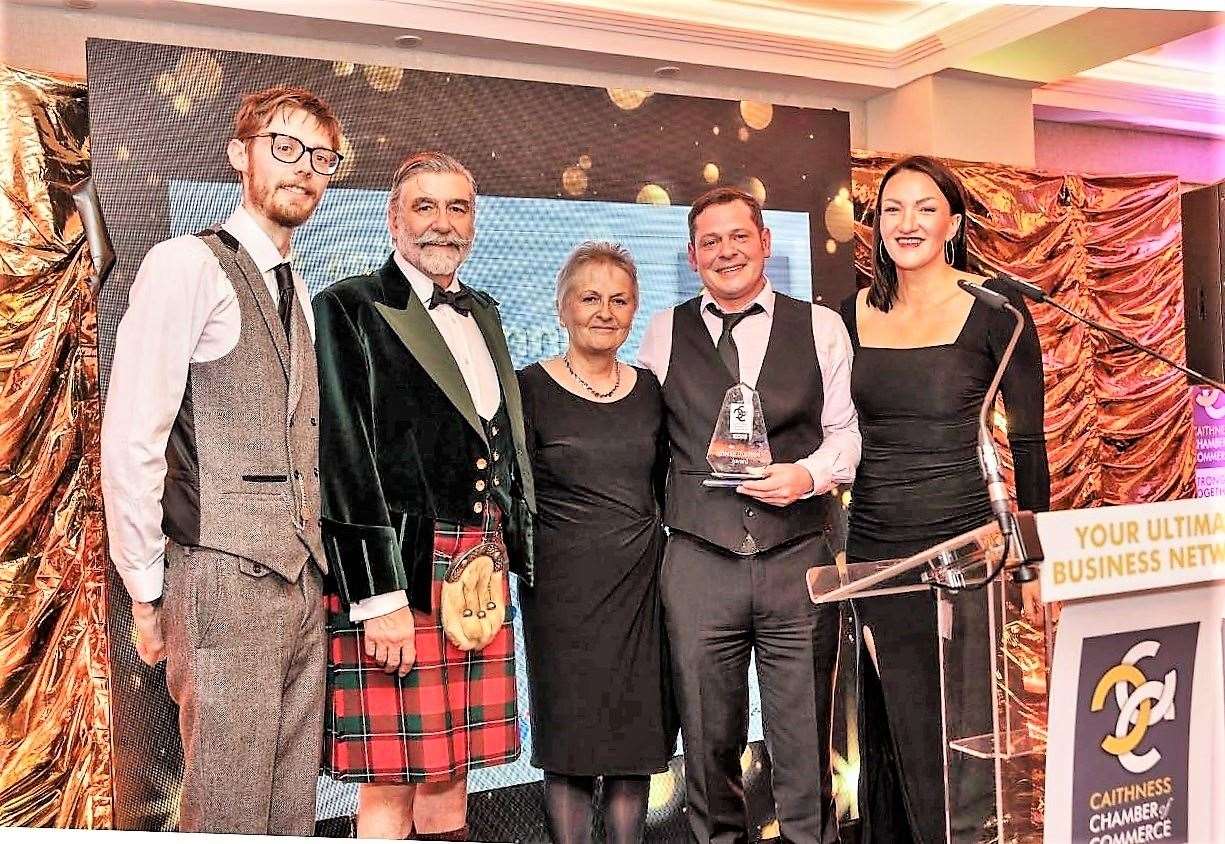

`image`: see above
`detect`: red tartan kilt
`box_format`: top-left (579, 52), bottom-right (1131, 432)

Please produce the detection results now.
top-left (322, 518), bottom-right (520, 783)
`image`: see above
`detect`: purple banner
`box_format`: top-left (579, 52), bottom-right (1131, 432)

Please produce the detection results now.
top-left (1193, 387), bottom-right (1225, 498)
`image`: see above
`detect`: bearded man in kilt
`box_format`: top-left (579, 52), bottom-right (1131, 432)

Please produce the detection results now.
top-left (314, 151), bottom-right (535, 840)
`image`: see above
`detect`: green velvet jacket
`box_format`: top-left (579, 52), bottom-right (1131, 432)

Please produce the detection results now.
top-left (313, 255), bottom-right (536, 613)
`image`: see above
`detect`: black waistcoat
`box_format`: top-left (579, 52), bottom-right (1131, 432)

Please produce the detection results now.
top-left (661, 293), bottom-right (834, 553)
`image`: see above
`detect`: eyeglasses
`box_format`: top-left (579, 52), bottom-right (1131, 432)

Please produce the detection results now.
top-left (244, 132), bottom-right (344, 176)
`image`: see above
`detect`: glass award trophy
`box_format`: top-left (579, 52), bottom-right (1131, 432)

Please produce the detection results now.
top-left (703, 383), bottom-right (772, 488)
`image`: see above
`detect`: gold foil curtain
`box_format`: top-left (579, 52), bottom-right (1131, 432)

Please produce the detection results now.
top-left (0, 66), bottom-right (112, 828)
top-left (851, 151), bottom-right (1196, 509)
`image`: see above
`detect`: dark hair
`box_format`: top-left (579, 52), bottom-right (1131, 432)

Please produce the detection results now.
top-left (869, 155), bottom-right (968, 312)
top-left (687, 187), bottom-right (765, 243)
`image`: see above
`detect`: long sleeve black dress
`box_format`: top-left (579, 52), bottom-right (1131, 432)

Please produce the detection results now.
top-left (839, 276), bottom-right (1050, 844)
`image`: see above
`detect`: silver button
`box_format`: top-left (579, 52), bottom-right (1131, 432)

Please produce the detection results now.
top-left (490, 425), bottom-right (498, 436)
top-left (476, 458), bottom-right (488, 470)
top-left (475, 480), bottom-right (486, 492)
top-left (492, 477), bottom-right (501, 487)
top-left (492, 450), bottom-right (501, 461)
top-left (473, 501), bottom-right (484, 514)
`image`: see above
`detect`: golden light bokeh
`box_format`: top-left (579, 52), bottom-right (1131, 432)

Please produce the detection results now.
top-left (647, 770), bottom-right (677, 811)
top-left (178, 50), bottom-right (223, 99)
top-left (746, 176), bottom-right (766, 205)
top-left (364, 65), bottom-right (404, 93)
top-left (577, 154), bottom-right (593, 170)
top-left (739, 100), bottom-right (774, 130)
top-left (824, 191), bottom-right (855, 243)
top-left (561, 165), bottom-right (588, 197)
top-left (154, 50), bottom-right (223, 116)
top-left (332, 61), bottom-right (356, 77)
top-left (636, 183), bottom-right (670, 205)
top-left (712, 126), bottom-right (720, 136)
top-left (607, 88), bottom-right (652, 110)
top-left (825, 238), bottom-right (837, 255)
top-left (702, 163), bottom-right (719, 184)
top-left (737, 126), bottom-right (750, 143)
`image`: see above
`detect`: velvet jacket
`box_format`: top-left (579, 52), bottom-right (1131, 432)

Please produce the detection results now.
top-left (313, 255), bottom-right (536, 613)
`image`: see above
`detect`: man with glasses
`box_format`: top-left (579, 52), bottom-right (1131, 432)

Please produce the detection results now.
top-left (101, 85), bottom-right (343, 835)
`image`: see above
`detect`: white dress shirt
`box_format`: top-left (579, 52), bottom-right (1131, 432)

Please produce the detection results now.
top-left (637, 279), bottom-right (861, 490)
top-left (346, 253), bottom-right (502, 623)
top-left (101, 205), bottom-right (314, 603)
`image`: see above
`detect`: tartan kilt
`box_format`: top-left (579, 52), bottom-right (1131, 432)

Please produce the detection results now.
top-left (322, 515), bottom-right (520, 783)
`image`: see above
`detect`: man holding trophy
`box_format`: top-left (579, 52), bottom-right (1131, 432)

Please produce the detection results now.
top-left (639, 187), bottom-right (860, 844)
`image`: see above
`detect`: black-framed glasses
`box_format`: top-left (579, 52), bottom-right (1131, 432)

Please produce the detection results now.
top-left (245, 132), bottom-right (344, 176)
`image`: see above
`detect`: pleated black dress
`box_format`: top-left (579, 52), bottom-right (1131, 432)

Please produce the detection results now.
top-left (839, 277), bottom-right (1050, 844)
top-left (516, 362), bottom-right (676, 776)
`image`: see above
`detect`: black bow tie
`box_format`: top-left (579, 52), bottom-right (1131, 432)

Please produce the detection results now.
top-left (428, 285), bottom-right (474, 316)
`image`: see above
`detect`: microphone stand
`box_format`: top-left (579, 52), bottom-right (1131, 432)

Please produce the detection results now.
top-left (998, 275), bottom-right (1225, 393)
top-left (923, 281), bottom-right (1041, 590)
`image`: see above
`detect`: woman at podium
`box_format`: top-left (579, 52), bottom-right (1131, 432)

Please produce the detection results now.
top-left (839, 155), bottom-right (1050, 843)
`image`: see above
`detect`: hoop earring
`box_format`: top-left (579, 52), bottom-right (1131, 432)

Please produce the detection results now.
top-left (877, 240), bottom-right (888, 265)
top-left (944, 240), bottom-right (955, 265)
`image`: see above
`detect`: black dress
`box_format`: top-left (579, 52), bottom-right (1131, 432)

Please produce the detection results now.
top-left (839, 277), bottom-right (1050, 844)
top-left (517, 362), bottom-right (676, 776)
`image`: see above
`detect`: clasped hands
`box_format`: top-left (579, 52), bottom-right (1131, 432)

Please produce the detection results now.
top-left (736, 462), bottom-right (834, 508)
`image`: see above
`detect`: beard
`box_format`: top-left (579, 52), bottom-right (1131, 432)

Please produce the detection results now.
top-left (249, 177), bottom-right (320, 228)
top-left (400, 230), bottom-right (473, 277)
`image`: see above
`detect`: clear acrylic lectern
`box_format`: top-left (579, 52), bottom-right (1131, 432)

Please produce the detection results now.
top-left (808, 515), bottom-right (1050, 844)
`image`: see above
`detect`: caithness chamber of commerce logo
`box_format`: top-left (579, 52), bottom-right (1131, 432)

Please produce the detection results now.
top-left (1089, 640), bottom-right (1177, 774)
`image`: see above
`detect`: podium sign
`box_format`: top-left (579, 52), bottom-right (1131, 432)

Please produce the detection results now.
top-left (1037, 499), bottom-right (1225, 844)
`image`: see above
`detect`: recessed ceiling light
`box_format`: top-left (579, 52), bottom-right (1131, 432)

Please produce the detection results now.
top-left (654, 65), bottom-right (680, 79)
top-left (395, 34), bottom-right (423, 48)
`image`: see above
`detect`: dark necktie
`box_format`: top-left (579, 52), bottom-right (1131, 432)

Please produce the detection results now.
top-left (273, 262), bottom-right (295, 341)
top-left (429, 285), bottom-right (475, 317)
top-left (706, 302), bottom-right (765, 382)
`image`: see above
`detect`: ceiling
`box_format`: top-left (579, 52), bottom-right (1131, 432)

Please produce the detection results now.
top-left (5, 0), bottom-right (1223, 138)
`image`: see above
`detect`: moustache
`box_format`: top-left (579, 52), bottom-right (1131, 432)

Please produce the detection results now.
top-left (277, 181), bottom-right (316, 197)
top-left (415, 232), bottom-right (472, 250)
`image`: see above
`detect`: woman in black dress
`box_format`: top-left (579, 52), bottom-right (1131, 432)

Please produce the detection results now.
top-left (839, 156), bottom-right (1050, 843)
top-left (518, 241), bottom-right (675, 844)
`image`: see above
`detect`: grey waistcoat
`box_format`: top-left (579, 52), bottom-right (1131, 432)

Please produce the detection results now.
top-left (161, 228), bottom-right (325, 581)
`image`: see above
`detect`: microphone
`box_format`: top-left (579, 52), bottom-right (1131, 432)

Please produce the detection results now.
top-left (959, 279), bottom-right (1023, 538)
top-left (992, 274), bottom-right (1047, 304)
top-left (957, 278), bottom-right (1008, 311)
top-left (993, 274), bottom-right (1225, 392)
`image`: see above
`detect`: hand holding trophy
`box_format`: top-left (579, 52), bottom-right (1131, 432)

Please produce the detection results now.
top-left (703, 383), bottom-right (772, 487)
top-left (441, 540), bottom-right (508, 651)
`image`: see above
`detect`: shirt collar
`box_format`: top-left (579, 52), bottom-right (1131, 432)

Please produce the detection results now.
top-left (700, 276), bottom-right (775, 317)
top-left (222, 205), bottom-right (290, 275)
top-left (393, 250), bottom-right (461, 304)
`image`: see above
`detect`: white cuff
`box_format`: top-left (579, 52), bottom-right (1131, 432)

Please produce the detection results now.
top-left (118, 553), bottom-right (166, 604)
top-left (348, 589), bottom-right (410, 623)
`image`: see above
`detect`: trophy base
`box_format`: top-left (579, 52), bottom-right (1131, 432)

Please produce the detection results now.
top-left (701, 471), bottom-right (762, 488)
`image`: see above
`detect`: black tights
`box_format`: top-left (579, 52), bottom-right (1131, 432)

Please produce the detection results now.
top-left (543, 771), bottom-right (650, 844)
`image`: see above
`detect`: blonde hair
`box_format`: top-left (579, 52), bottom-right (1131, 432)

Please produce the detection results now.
top-left (555, 241), bottom-right (639, 312)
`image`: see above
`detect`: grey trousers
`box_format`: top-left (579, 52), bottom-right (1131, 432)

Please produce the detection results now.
top-left (162, 542), bottom-right (325, 835)
top-left (662, 531), bottom-right (841, 844)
